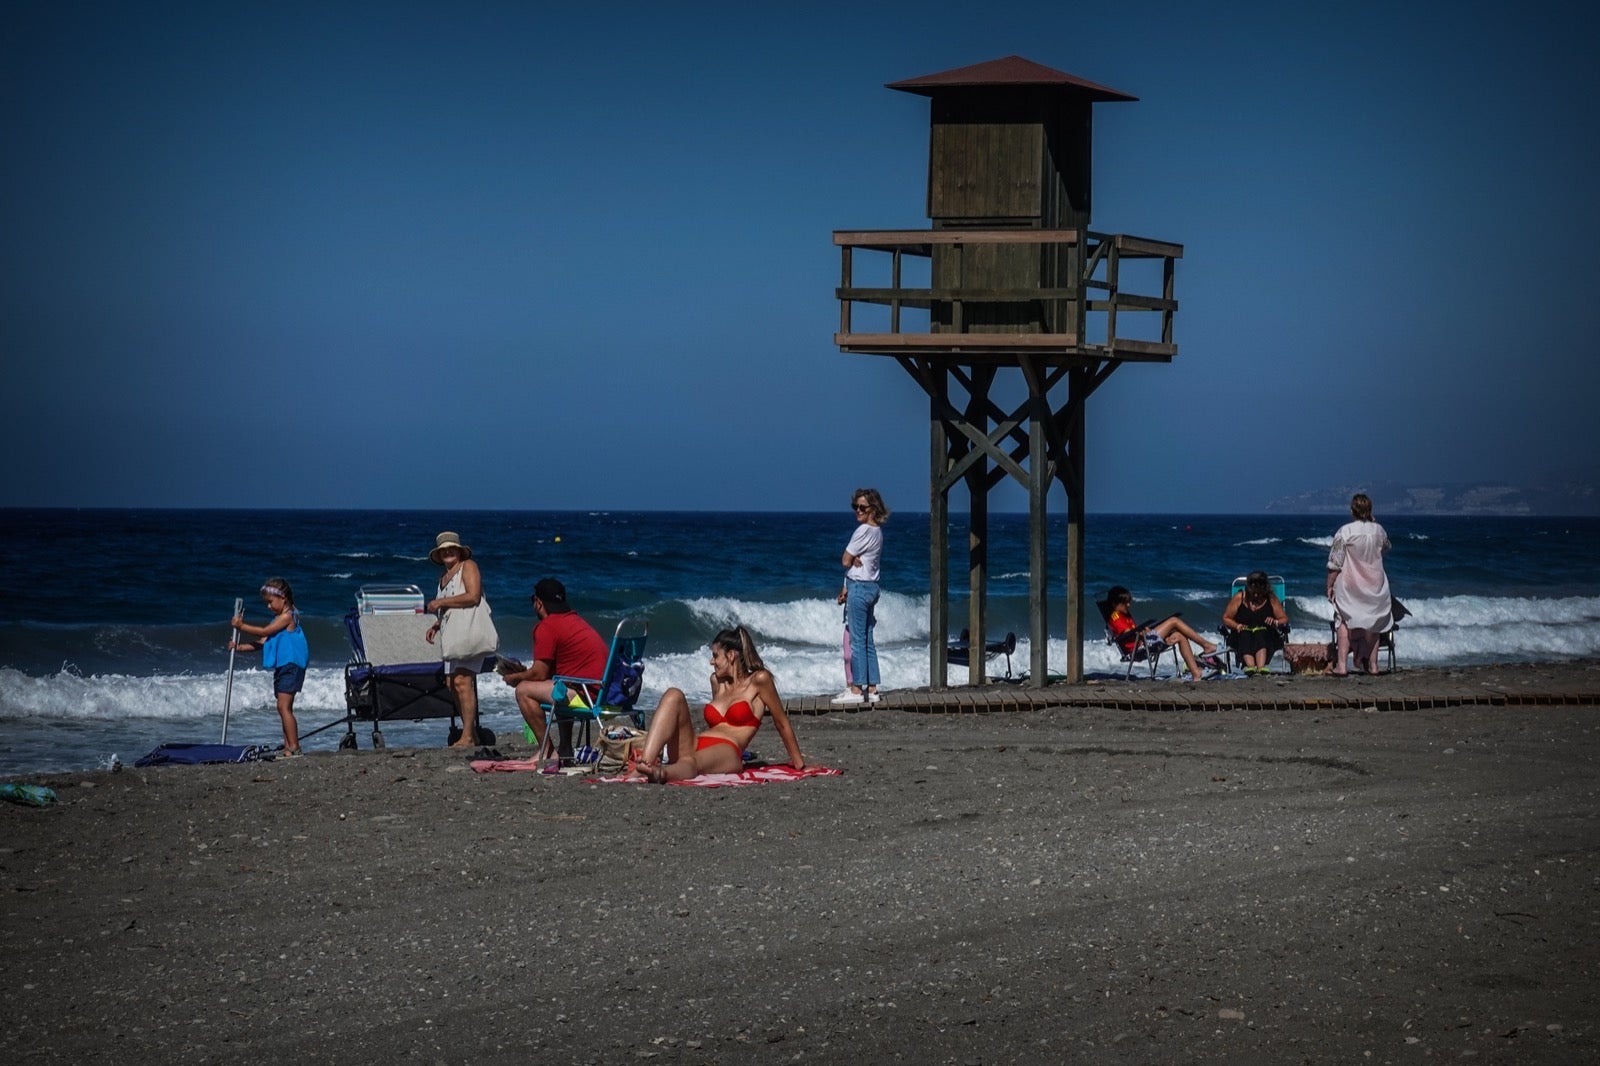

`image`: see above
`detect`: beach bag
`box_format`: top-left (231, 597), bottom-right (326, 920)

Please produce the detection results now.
top-left (597, 725), bottom-right (646, 774)
top-left (1283, 642), bottom-right (1333, 675)
top-left (602, 657), bottom-right (645, 707)
top-left (439, 597), bottom-right (499, 661)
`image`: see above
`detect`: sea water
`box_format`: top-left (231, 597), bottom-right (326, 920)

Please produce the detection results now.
top-left (2, 509), bottom-right (1597, 774)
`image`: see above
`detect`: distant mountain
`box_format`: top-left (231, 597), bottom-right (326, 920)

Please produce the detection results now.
top-left (1264, 475), bottom-right (1600, 516)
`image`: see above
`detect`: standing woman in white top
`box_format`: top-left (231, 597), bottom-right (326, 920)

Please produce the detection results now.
top-left (834, 488), bottom-right (888, 705)
top-left (424, 531), bottom-right (487, 748)
top-left (1326, 492), bottom-right (1393, 676)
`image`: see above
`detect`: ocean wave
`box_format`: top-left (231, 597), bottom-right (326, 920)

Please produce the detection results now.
top-left (1233, 537), bottom-right (1282, 546)
top-left (8, 611), bottom-right (1600, 739)
top-left (1299, 536), bottom-right (1335, 548)
top-left (1281, 594), bottom-right (1600, 665)
top-left (1289, 593), bottom-right (1600, 628)
top-left (680, 591), bottom-right (930, 647)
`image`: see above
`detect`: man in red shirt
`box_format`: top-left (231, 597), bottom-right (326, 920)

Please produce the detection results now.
top-left (502, 578), bottom-right (610, 756)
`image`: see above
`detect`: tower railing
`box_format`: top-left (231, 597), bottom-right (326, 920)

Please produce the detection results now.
top-left (834, 229), bottom-right (1181, 362)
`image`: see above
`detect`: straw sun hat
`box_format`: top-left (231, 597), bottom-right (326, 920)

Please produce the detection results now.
top-left (429, 531), bottom-right (473, 565)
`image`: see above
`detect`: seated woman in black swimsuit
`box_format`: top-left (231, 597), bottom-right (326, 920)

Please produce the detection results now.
top-left (634, 625), bottom-right (805, 783)
top-left (1221, 570), bottom-right (1290, 675)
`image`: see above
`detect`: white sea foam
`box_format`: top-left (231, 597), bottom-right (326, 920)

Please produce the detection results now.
top-left (1299, 535), bottom-right (1335, 548)
top-left (1285, 594), bottom-right (1600, 664)
top-left (6, 592), bottom-right (1599, 736)
top-left (1233, 537), bottom-right (1282, 546)
top-left (1289, 593), bottom-right (1600, 628)
top-left (682, 591), bottom-right (930, 646)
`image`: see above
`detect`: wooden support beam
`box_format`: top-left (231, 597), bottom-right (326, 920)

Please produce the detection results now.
top-left (1027, 405), bottom-right (1049, 687)
top-left (835, 229), bottom-right (1081, 247)
top-left (840, 287), bottom-right (1078, 304)
top-left (1064, 369), bottom-right (1089, 684)
top-left (967, 471), bottom-right (988, 687)
top-left (835, 332), bottom-right (1082, 351)
top-left (927, 362), bottom-right (949, 691)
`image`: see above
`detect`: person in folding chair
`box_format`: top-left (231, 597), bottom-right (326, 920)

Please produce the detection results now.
top-left (633, 625), bottom-right (804, 783)
top-left (1222, 570), bottom-right (1290, 675)
top-left (1106, 586), bottom-right (1226, 681)
top-left (502, 578), bottom-right (610, 759)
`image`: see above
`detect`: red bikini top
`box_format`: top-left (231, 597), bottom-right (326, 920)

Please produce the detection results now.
top-left (704, 699), bottom-right (760, 730)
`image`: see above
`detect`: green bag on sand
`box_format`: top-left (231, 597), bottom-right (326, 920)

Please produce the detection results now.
top-left (1, 783), bottom-right (57, 807)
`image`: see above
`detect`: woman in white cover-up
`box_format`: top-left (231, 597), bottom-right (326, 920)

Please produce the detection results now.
top-left (1326, 493), bottom-right (1393, 675)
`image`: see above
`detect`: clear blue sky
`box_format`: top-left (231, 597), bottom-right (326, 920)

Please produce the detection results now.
top-left (4, 0), bottom-right (1596, 512)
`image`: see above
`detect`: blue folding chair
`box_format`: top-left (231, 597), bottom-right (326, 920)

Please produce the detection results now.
top-left (523, 617), bottom-right (649, 761)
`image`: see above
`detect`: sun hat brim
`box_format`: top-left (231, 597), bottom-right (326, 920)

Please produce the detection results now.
top-left (429, 534), bottom-right (472, 564)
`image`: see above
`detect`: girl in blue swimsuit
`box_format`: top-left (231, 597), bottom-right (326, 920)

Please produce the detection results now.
top-left (634, 626), bottom-right (805, 782)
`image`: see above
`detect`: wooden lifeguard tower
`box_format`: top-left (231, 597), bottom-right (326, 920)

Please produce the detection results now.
top-left (833, 55), bottom-right (1183, 686)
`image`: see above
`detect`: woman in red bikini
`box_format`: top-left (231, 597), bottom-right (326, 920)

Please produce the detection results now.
top-left (633, 625), bottom-right (804, 783)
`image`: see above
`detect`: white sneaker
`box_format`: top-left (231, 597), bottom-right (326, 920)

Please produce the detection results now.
top-left (865, 691), bottom-right (882, 704)
top-left (830, 689), bottom-right (865, 706)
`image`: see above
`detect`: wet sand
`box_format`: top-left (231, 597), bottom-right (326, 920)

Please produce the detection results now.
top-left (3, 662), bottom-right (1598, 1064)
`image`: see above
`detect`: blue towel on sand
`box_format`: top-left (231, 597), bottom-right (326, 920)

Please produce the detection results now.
top-left (134, 743), bottom-right (279, 767)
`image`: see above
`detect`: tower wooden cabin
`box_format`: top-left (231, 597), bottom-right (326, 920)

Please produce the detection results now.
top-left (833, 55), bottom-right (1183, 685)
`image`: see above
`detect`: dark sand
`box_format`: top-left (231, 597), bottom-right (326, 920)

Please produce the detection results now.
top-left (4, 664), bottom-right (1599, 1064)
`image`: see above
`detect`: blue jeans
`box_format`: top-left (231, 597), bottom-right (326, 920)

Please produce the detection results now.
top-left (845, 578), bottom-right (881, 688)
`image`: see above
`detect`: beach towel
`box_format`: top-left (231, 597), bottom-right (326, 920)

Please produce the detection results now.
top-left (594, 764), bottom-right (842, 787)
top-left (468, 758), bottom-right (841, 786)
top-left (470, 756), bottom-right (552, 773)
top-left (134, 743), bottom-right (280, 767)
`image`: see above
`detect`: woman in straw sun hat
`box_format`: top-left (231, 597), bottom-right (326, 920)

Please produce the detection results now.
top-left (425, 531), bottom-right (491, 748)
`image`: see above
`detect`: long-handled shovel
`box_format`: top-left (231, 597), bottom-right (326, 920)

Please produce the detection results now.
top-left (220, 597), bottom-right (243, 743)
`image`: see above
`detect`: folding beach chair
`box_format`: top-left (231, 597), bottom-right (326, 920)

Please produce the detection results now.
top-left (1329, 596), bottom-right (1409, 673)
top-left (1219, 574), bottom-right (1290, 673)
top-left (946, 629), bottom-right (1018, 680)
top-left (523, 617), bottom-right (650, 762)
top-left (1096, 597), bottom-right (1179, 679)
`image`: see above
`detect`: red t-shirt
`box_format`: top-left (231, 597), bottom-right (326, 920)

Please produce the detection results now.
top-left (1108, 610), bottom-right (1137, 647)
top-left (532, 611), bottom-right (610, 683)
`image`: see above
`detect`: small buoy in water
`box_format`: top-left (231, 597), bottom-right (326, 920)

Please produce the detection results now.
top-left (554, 535), bottom-right (562, 543)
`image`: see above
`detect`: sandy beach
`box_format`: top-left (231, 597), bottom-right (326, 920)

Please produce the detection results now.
top-left (4, 663), bottom-right (1598, 1064)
